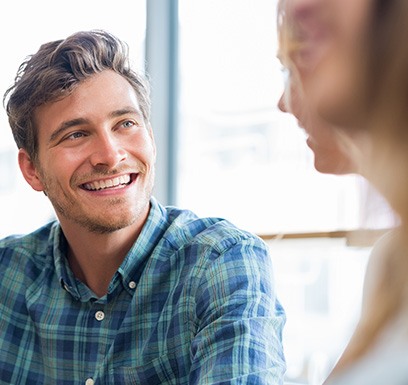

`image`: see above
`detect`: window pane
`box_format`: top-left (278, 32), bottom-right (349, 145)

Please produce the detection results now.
top-left (269, 237), bottom-right (371, 384)
top-left (178, 0), bottom-right (361, 234)
top-left (0, 0), bottom-right (146, 237)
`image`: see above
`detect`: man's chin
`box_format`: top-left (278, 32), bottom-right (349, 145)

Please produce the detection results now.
top-left (86, 222), bottom-right (133, 234)
top-left (58, 212), bottom-right (136, 235)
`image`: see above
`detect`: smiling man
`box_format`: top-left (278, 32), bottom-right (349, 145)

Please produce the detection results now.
top-left (0, 30), bottom-right (286, 384)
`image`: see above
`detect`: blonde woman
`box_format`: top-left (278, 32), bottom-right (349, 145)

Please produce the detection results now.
top-left (277, 0), bottom-right (408, 384)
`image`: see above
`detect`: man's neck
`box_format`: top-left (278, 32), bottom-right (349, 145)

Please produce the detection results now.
top-left (62, 223), bottom-right (142, 298)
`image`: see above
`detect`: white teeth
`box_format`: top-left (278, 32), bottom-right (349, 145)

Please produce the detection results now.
top-left (83, 174), bottom-right (131, 191)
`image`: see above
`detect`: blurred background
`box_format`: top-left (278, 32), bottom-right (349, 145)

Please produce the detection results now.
top-left (0, 1), bottom-right (397, 383)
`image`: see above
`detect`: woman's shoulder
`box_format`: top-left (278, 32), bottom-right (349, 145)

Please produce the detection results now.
top-left (327, 340), bottom-right (408, 385)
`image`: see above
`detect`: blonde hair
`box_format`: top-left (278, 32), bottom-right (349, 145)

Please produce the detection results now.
top-left (337, 0), bottom-right (408, 373)
top-left (325, 0), bottom-right (408, 378)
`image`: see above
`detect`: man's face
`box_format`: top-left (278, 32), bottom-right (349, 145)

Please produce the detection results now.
top-left (20, 70), bottom-right (156, 234)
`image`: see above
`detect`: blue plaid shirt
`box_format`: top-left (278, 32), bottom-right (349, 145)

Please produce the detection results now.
top-left (0, 198), bottom-right (286, 384)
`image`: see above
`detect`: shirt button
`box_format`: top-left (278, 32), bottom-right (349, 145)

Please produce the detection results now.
top-left (85, 378), bottom-right (94, 385)
top-left (95, 311), bottom-right (105, 321)
top-left (128, 281), bottom-right (136, 289)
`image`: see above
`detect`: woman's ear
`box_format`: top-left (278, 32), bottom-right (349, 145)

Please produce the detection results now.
top-left (18, 149), bottom-right (45, 192)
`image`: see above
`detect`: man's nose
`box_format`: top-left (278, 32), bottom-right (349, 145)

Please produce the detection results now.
top-left (89, 133), bottom-right (127, 168)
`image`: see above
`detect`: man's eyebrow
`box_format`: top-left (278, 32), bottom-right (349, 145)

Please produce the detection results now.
top-left (109, 107), bottom-right (143, 119)
top-left (49, 118), bottom-right (88, 143)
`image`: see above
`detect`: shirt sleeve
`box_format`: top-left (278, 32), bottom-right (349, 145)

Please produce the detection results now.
top-left (189, 235), bottom-right (286, 384)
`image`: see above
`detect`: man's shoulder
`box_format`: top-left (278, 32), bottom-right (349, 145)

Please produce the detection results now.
top-left (163, 205), bottom-right (265, 253)
top-left (0, 221), bottom-right (59, 266)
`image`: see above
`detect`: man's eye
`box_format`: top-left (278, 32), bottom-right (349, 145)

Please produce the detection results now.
top-left (66, 131), bottom-right (86, 140)
top-left (122, 120), bottom-right (136, 128)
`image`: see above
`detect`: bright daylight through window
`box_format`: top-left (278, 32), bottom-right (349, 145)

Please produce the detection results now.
top-left (177, 0), bottom-right (364, 236)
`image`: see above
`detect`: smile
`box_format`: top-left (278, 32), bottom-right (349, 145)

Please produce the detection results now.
top-left (81, 174), bottom-right (134, 191)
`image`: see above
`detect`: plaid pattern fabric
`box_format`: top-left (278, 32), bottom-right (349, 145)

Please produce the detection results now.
top-left (0, 198), bottom-right (286, 384)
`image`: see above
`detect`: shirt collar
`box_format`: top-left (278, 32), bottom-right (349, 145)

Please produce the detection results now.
top-left (52, 225), bottom-right (82, 300)
top-left (118, 197), bottom-right (170, 295)
top-left (53, 197), bottom-right (171, 300)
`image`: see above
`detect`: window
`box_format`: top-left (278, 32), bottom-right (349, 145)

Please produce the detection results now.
top-left (0, 0), bottom-right (146, 237)
top-left (177, 0), bottom-right (385, 235)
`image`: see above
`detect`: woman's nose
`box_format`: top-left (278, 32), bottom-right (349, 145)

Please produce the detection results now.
top-left (278, 92), bottom-right (288, 113)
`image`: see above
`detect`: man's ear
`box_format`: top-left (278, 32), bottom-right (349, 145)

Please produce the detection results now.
top-left (18, 149), bottom-right (45, 192)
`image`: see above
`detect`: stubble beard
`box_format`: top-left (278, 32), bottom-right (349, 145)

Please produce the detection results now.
top-left (41, 169), bottom-right (155, 235)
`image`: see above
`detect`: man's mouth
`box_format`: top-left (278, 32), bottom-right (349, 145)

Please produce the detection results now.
top-left (81, 174), bottom-right (134, 191)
